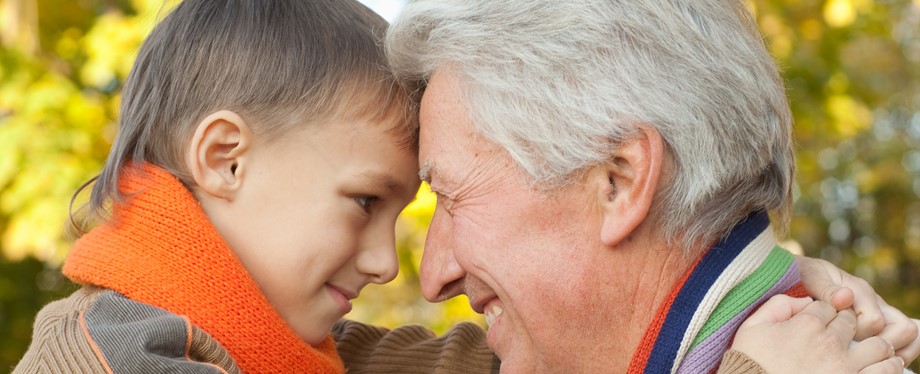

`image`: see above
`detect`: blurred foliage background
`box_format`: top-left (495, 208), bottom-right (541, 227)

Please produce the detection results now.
top-left (0, 0), bottom-right (918, 371)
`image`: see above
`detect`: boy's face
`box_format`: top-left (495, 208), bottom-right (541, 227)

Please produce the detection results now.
top-left (208, 117), bottom-right (420, 345)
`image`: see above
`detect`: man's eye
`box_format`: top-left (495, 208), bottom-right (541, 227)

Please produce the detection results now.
top-left (433, 192), bottom-right (454, 216)
top-left (355, 196), bottom-right (379, 213)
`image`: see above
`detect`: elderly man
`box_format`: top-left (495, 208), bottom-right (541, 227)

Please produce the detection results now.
top-left (337, 0), bottom-right (920, 373)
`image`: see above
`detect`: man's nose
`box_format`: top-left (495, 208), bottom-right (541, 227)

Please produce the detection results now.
top-left (419, 208), bottom-right (466, 302)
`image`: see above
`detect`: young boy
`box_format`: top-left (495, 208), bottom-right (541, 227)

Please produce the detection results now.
top-left (13, 0), bottom-right (423, 372)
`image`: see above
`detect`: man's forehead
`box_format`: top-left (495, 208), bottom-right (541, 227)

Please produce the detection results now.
top-left (419, 157), bottom-right (468, 188)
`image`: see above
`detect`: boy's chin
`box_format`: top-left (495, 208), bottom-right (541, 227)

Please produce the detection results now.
top-left (300, 329), bottom-right (332, 347)
top-left (289, 319), bottom-right (335, 347)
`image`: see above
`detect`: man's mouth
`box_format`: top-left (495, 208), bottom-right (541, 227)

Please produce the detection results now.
top-left (485, 303), bottom-right (503, 327)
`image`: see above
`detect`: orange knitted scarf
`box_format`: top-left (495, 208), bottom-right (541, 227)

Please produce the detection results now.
top-left (63, 163), bottom-right (344, 373)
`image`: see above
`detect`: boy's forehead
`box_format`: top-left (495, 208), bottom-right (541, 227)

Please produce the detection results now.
top-left (359, 169), bottom-right (417, 196)
top-left (359, 112), bottom-right (419, 151)
top-left (324, 82), bottom-right (417, 139)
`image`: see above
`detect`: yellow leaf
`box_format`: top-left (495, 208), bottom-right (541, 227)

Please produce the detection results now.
top-left (401, 183), bottom-right (436, 226)
top-left (824, 0), bottom-right (856, 28)
top-left (800, 19), bottom-right (823, 42)
top-left (2, 200), bottom-right (69, 263)
top-left (825, 94), bottom-right (872, 137)
top-left (759, 14), bottom-right (793, 60)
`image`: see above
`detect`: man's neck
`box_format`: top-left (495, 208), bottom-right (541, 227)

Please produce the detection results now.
top-left (594, 237), bottom-right (701, 373)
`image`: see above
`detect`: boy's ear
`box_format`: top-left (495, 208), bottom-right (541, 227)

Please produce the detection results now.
top-left (186, 110), bottom-right (252, 200)
top-left (595, 125), bottom-right (664, 247)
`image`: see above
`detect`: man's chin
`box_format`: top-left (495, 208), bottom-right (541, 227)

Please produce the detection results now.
top-left (491, 343), bottom-right (540, 374)
top-left (497, 355), bottom-right (539, 374)
top-left (486, 316), bottom-right (543, 373)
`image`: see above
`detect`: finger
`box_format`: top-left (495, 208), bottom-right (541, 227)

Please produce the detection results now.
top-left (797, 256), bottom-right (854, 310)
top-left (830, 287), bottom-right (855, 311)
top-left (894, 319), bottom-right (920, 366)
top-left (876, 301), bottom-right (919, 355)
top-left (791, 300), bottom-right (838, 332)
top-left (850, 289), bottom-right (886, 341)
top-left (858, 356), bottom-right (905, 374)
top-left (849, 336), bottom-right (894, 372)
top-left (827, 309), bottom-right (858, 347)
top-left (795, 257), bottom-right (885, 338)
top-left (740, 295), bottom-right (813, 328)
top-left (798, 256), bottom-right (847, 305)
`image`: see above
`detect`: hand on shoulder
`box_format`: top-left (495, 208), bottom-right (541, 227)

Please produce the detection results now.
top-left (731, 295), bottom-right (906, 373)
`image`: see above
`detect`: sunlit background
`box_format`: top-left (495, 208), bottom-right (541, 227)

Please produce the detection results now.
top-left (0, 0), bottom-right (918, 371)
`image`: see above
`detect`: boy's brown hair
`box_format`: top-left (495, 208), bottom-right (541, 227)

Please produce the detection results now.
top-left (77, 0), bottom-right (416, 226)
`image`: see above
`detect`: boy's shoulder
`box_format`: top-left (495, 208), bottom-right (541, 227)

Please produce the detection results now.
top-left (333, 319), bottom-right (499, 374)
top-left (15, 286), bottom-right (241, 374)
top-left (13, 286), bottom-right (108, 373)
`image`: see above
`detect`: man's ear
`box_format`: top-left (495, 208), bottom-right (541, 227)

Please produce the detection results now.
top-left (186, 110), bottom-right (252, 200)
top-left (596, 126), bottom-right (664, 247)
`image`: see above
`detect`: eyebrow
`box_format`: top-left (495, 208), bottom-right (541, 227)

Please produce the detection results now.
top-left (418, 160), bottom-right (434, 184)
top-left (361, 171), bottom-right (409, 196)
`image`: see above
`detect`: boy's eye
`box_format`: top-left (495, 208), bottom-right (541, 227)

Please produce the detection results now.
top-left (354, 196), bottom-right (379, 213)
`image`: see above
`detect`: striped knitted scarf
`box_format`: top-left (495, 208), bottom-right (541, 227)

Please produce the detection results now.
top-left (63, 163), bottom-right (344, 373)
top-left (627, 211), bottom-right (808, 374)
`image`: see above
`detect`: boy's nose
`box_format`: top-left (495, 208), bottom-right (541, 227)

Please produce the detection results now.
top-left (356, 233), bottom-right (399, 284)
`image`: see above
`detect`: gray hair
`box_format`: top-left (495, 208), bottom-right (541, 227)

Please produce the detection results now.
top-left (81, 0), bottom-right (416, 224)
top-left (386, 0), bottom-right (794, 249)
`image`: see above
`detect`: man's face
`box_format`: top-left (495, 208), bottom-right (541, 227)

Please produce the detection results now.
top-left (418, 71), bottom-right (616, 372)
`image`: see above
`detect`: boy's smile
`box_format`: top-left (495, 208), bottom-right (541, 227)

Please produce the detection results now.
top-left (195, 113), bottom-right (420, 346)
top-left (325, 282), bottom-right (358, 313)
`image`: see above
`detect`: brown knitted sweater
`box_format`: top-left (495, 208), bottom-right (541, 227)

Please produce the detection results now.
top-left (16, 287), bottom-right (764, 373)
top-left (13, 286), bottom-right (499, 373)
